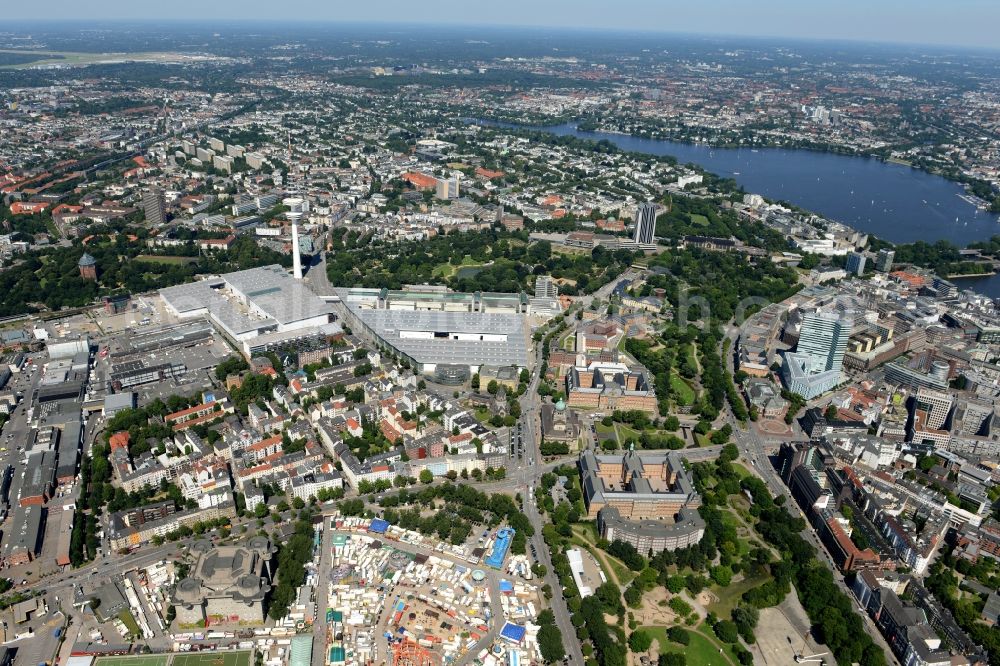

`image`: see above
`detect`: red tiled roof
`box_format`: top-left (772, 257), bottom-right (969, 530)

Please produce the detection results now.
top-left (402, 172), bottom-right (437, 189)
top-left (166, 401), bottom-right (217, 422)
top-left (475, 167), bottom-right (504, 180)
top-left (109, 431), bottom-right (130, 451)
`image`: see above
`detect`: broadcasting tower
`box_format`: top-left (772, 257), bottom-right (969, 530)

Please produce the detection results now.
top-left (287, 130), bottom-right (304, 279)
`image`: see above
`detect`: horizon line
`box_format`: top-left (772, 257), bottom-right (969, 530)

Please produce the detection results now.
top-left (2, 19), bottom-right (999, 54)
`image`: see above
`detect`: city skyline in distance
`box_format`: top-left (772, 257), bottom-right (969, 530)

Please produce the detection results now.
top-left (7, 0), bottom-right (1000, 51)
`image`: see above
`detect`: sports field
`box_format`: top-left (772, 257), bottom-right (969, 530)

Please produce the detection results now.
top-left (93, 656), bottom-right (170, 666)
top-left (172, 651), bottom-right (252, 666)
top-left (95, 651), bottom-right (252, 666)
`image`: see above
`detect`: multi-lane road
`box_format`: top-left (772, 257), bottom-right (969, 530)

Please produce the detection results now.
top-left (310, 524), bottom-right (333, 666)
top-left (733, 425), bottom-right (900, 663)
top-left (517, 338), bottom-right (585, 665)
top-left (12, 264), bottom-right (899, 665)
top-left (727, 371), bottom-right (899, 662)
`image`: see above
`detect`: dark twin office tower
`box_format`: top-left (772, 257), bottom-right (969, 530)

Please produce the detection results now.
top-left (633, 201), bottom-right (657, 244)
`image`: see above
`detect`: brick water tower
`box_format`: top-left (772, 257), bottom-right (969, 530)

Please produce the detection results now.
top-left (78, 252), bottom-right (97, 280)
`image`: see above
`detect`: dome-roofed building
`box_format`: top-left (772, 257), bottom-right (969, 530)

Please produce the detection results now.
top-left (78, 252), bottom-right (98, 281)
top-left (541, 397), bottom-right (579, 444)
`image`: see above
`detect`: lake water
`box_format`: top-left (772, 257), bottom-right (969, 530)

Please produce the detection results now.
top-left (478, 121), bottom-right (1000, 296)
top-left (455, 265), bottom-right (484, 279)
top-left (948, 273), bottom-right (1000, 298)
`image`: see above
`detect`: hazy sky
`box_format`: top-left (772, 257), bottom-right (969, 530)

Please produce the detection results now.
top-left (10, 0), bottom-right (1000, 50)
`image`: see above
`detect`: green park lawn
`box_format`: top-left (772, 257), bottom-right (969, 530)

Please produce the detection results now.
top-left (591, 546), bottom-right (634, 587)
top-left (595, 422), bottom-right (616, 443)
top-left (670, 372), bottom-right (697, 405)
top-left (432, 255), bottom-right (481, 278)
top-left (473, 406), bottom-right (492, 424)
top-left (573, 522), bottom-right (600, 542)
top-left (707, 571), bottom-right (770, 618)
top-left (432, 263), bottom-right (454, 278)
top-left (595, 421), bottom-right (644, 449)
top-left (134, 254), bottom-right (196, 265)
top-left (614, 423), bottom-right (642, 446)
top-left (684, 342), bottom-right (699, 368)
top-left (730, 463), bottom-right (752, 479)
top-left (642, 624), bottom-right (736, 666)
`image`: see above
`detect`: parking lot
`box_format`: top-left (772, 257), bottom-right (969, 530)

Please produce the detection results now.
top-left (36, 313), bottom-right (100, 341)
top-left (90, 294), bottom-right (176, 336)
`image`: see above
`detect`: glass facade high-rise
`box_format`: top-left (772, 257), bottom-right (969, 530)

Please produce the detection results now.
top-left (846, 251), bottom-right (866, 276)
top-left (797, 311), bottom-right (850, 373)
top-left (782, 311), bottom-right (851, 399)
top-left (633, 202), bottom-right (657, 244)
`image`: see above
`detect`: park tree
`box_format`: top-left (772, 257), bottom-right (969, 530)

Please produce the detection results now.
top-left (710, 565), bottom-right (733, 587)
top-left (720, 442), bottom-right (739, 462)
top-left (595, 582), bottom-right (623, 614)
top-left (732, 604), bottom-right (759, 643)
top-left (713, 619), bottom-right (739, 643)
top-left (860, 644), bottom-right (888, 666)
top-left (537, 624), bottom-right (565, 663)
top-left (629, 629), bottom-right (652, 652)
top-left (665, 575), bottom-right (686, 594)
top-left (666, 626), bottom-right (690, 646)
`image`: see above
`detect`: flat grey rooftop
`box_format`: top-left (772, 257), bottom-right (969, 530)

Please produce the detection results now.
top-left (224, 265), bottom-right (333, 325)
top-left (355, 308), bottom-right (529, 367)
top-left (161, 265), bottom-right (332, 335)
